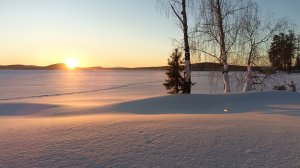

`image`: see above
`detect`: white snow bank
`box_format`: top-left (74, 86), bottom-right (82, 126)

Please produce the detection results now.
top-left (0, 92), bottom-right (300, 168)
top-left (1, 111), bottom-right (300, 168)
top-left (102, 91), bottom-right (300, 115)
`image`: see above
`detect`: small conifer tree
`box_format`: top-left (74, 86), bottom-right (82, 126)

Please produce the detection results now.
top-left (163, 49), bottom-right (185, 94)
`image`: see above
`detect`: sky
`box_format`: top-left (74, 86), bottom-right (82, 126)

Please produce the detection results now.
top-left (0, 0), bottom-right (299, 67)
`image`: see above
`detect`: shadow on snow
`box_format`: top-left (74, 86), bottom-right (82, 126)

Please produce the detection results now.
top-left (0, 91), bottom-right (299, 117)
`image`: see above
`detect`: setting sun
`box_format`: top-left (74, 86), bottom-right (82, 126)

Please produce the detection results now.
top-left (65, 58), bottom-right (79, 69)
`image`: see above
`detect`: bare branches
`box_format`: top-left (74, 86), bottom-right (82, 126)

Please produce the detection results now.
top-left (192, 0), bottom-right (252, 62)
top-left (239, 1), bottom-right (287, 67)
top-left (170, 4), bottom-right (184, 24)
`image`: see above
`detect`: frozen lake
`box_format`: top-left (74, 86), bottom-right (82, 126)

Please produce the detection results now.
top-left (0, 70), bottom-right (299, 106)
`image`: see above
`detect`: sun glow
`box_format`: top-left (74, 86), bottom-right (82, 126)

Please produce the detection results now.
top-left (65, 58), bottom-right (79, 69)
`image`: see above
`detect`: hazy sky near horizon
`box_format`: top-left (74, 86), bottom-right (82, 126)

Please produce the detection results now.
top-left (0, 0), bottom-right (299, 67)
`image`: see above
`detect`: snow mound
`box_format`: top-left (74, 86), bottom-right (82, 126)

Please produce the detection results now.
top-left (102, 91), bottom-right (300, 114)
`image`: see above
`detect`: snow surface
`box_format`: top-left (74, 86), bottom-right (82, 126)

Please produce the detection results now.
top-left (0, 91), bottom-right (300, 168)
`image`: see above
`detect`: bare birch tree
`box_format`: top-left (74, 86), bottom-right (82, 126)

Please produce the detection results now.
top-left (192, 0), bottom-right (252, 93)
top-left (157, 0), bottom-right (193, 93)
top-left (239, 3), bottom-right (287, 92)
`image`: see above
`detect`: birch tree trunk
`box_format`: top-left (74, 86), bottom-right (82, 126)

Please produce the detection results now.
top-left (182, 0), bottom-right (192, 94)
top-left (215, 0), bottom-right (231, 93)
top-left (243, 65), bottom-right (253, 92)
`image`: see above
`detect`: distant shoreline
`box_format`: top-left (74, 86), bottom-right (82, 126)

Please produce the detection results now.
top-left (3, 62), bottom-right (297, 72)
top-left (0, 62), bottom-right (255, 71)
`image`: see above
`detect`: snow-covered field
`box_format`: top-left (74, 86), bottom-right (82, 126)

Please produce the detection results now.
top-left (0, 70), bottom-right (300, 168)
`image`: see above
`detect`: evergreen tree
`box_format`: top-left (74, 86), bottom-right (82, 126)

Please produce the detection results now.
top-left (268, 31), bottom-right (297, 73)
top-left (163, 49), bottom-right (185, 94)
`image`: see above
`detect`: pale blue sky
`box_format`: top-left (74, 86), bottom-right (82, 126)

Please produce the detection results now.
top-left (254, 0), bottom-right (300, 30)
top-left (0, 0), bottom-right (299, 67)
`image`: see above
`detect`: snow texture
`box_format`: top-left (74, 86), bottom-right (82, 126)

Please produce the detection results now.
top-left (0, 91), bottom-right (300, 168)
